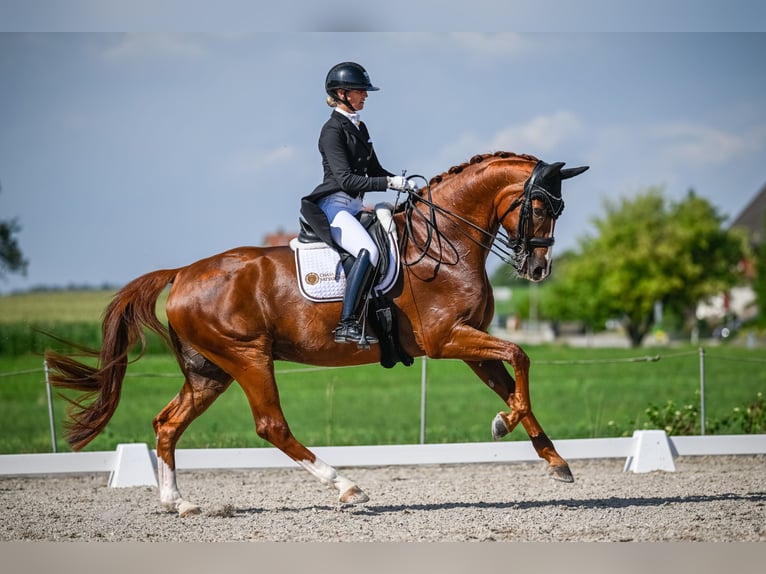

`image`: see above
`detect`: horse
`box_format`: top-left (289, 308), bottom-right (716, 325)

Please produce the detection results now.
top-left (45, 151), bottom-right (588, 516)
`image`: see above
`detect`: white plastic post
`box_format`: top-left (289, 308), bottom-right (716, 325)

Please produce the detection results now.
top-left (623, 430), bottom-right (676, 473)
top-left (108, 443), bottom-right (158, 488)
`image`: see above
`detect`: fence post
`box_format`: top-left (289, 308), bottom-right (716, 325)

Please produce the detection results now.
top-left (108, 443), bottom-right (158, 488)
top-left (624, 429), bottom-right (676, 473)
top-left (44, 360), bottom-right (57, 453)
top-left (699, 347), bottom-right (706, 435)
top-left (419, 356), bottom-right (427, 444)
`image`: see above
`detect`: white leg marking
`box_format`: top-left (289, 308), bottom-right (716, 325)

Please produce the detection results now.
top-left (157, 457), bottom-right (182, 509)
top-left (157, 457), bottom-right (200, 516)
top-left (297, 457), bottom-right (368, 503)
top-left (297, 457), bottom-right (355, 494)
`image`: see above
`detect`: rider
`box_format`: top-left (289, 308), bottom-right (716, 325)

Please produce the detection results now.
top-left (301, 61), bottom-right (416, 344)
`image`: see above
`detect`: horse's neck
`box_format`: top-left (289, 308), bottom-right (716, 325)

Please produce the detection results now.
top-left (426, 160), bottom-right (530, 261)
top-left (431, 171), bottom-right (503, 232)
top-left (393, 179), bottom-right (493, 274)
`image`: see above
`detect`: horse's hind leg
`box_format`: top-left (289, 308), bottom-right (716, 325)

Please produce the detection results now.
top-left (465, 357), bottom-right (574, 483)
top-left (153, 348), bottom-right (233, 516)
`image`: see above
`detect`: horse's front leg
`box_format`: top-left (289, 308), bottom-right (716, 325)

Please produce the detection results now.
top-left (433, 325), bottom-right (573, 482)
top-left (465, 358), bottom-right (573, 482)
top-left (232, 351), bottom-right (369, 506)
top-left (250, 402), bottom-right (369, 505)
top-left (463, 359), bottom-right (516, 438)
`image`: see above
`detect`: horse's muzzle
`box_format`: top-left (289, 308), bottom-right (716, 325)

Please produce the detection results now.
top-left (529, 263), bottom-right (550, 282)
top-left (525, 247), bottom-right (553, 282)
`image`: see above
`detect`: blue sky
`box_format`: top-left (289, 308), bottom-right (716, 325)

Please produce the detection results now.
top-left (1, 30), bottom-right (765, 292)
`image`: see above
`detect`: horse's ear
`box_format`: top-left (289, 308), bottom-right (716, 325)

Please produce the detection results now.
top-left (560, 165), bottom-right (589, 180)
top-left (544, 162), bottom-right (566, 175)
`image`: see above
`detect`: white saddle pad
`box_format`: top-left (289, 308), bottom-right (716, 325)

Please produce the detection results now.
top-left (290, 204), bottom-right (400, 302)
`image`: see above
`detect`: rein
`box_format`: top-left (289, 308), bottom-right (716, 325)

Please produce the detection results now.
top-left (398, 162), bottom-right (557, 276)
top-left (397, 176), bottom-right (460, 275)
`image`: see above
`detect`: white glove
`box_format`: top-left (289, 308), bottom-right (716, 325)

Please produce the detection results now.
top-left (387, 175), bottom-right (418, 192)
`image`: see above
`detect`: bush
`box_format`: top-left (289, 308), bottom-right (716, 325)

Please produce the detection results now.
top-left (643, 399), bottom-right (700, 435)
top-left (607, 392), bottom-right (765, 436)
top-left (708, 392), bottom-right (765, 434)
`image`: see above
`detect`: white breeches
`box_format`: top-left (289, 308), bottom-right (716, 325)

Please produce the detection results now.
top-left (318, 192), bottom-right (380, 266)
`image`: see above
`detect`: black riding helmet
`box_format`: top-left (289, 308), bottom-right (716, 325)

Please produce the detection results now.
top-left (325, 62), bottom-right (379, 111)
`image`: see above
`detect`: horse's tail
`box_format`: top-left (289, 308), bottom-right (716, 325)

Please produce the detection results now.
top-left (44, 268), bottom-right (179, 451)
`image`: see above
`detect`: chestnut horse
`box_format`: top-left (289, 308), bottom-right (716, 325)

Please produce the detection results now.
top-left (45, 151), bottom-right (588, 516)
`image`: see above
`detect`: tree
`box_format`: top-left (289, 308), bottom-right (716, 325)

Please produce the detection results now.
top-left (0, 183), bottom-right (29, 280)
top-left (546, 188), bottom-right (748, 347)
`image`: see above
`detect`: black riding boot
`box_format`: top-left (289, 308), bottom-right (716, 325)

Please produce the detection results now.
top-left (334, 249), bottom-right (378, 344)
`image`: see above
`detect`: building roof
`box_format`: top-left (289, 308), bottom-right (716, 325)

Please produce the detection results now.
top-left (731, 183), bottom-right (766, 245)
top-left (262, 229), bottom-right (297, 247)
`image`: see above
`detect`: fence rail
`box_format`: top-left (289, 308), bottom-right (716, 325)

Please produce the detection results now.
top-left (1, 432), bottom-right (764, 488)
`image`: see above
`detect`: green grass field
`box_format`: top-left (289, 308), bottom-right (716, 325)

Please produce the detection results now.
top-left (1, 290), bottom-right (764, 454)
top-left (0, 290), bottom-right (123, 323)
top-left (0, 289), bottom-right (170, 355)
top-left (1, 346), bottom-right (763, 454)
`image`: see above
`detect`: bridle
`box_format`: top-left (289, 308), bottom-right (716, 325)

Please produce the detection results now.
top-left (398, 160), bottom-right (562, 277)
top-left (496, 160), bottom-right (563, 272)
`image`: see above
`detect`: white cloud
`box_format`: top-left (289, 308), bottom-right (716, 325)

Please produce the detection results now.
top-left (650, 121), bottom-right (764, 165)
top-left (101, 33), bottom-right (208, 60)
top-left (489, 111), bottom-right (585, 153)
top-left (417, 110), bottom-right (585, 179)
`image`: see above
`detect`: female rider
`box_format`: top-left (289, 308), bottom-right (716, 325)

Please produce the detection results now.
top-left (301, 62), bottom-right (416, 344)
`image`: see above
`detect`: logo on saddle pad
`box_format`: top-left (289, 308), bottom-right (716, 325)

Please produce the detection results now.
top-left (290, 205), bottom-right (400, 302)
top-left (304, 272), bottom-right (325, 286)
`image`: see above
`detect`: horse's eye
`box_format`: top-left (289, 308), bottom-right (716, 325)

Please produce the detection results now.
top-left (533, 207), bottom-right (547, 219)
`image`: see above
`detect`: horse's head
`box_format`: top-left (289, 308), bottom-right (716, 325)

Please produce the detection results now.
top-left (497, 159), bottom-right (588, 281)
top-left (400, 152), bottom-right (587, 283)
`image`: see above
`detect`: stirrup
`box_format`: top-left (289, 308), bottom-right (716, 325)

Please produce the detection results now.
top-left (334, 319), bottom-right (378, 346)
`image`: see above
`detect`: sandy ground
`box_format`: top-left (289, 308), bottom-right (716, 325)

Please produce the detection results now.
top-left (1, 455), bottom-right (764, 542)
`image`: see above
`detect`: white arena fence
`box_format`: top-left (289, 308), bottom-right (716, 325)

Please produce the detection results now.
top-left (1, 349), bottom-right (764, 487)
top-left (0, 432), bottom-right (764, 488)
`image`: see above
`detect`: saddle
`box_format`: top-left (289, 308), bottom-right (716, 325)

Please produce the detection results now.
top-left (291, 204), bottom-right (399, 301)
top-left (290, 203), bottom-right (412, 369)
top-left (297, 213), bottom-right (392, 279)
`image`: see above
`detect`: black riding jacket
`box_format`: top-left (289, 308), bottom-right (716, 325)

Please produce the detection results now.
top-left (304, 110), bottom-right (393, 203)
top-left (300, 110), bottom-right (393, 250)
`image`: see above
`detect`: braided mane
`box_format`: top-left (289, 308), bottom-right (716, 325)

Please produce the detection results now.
top-left (428, 151), bottom-right (539, 187)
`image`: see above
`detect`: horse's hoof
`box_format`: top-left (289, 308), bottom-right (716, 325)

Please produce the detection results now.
top-left (548, 464), bottom-right (574, 483)
top-left (339, 485), bottom-right (369, 505)
top-left (178, 500), bottom-right (201, 517)
top-left (491, 412), bottom-right (509, 440)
